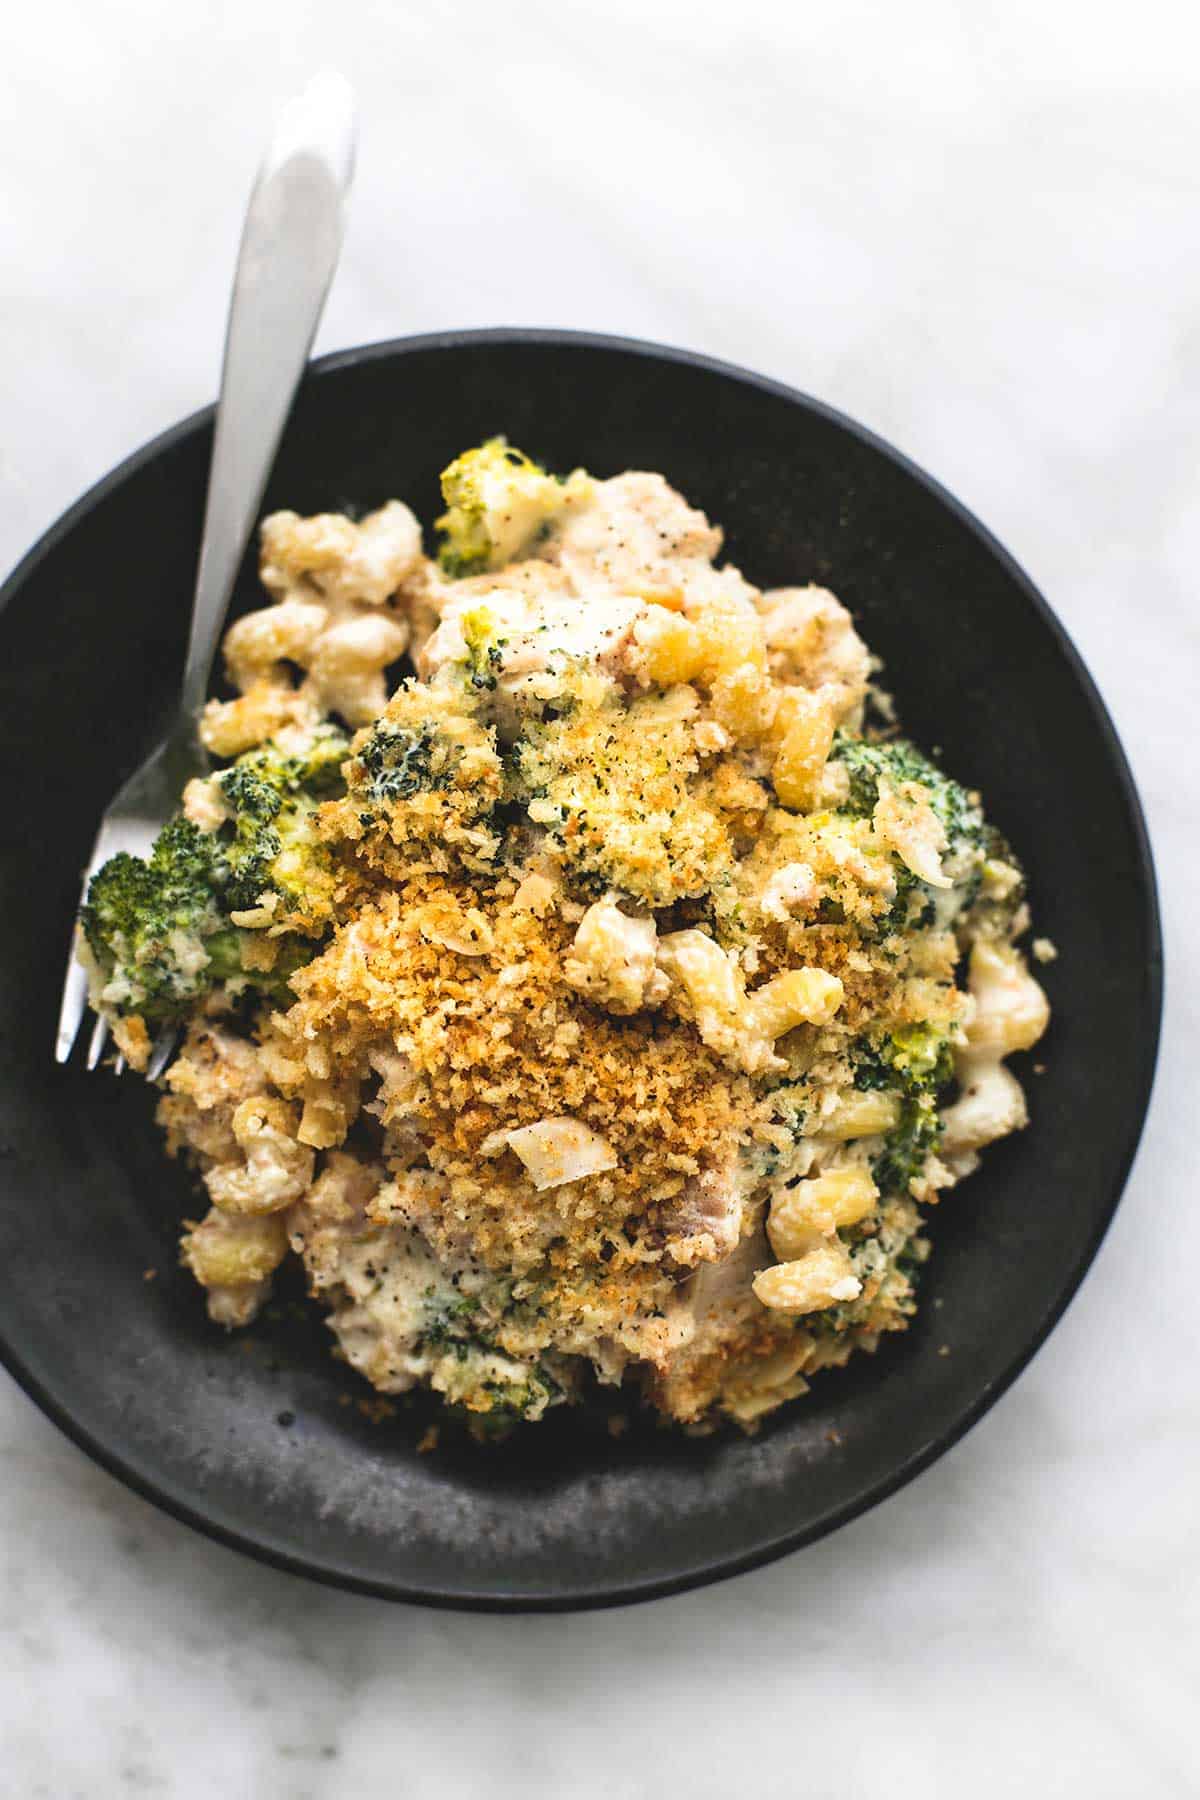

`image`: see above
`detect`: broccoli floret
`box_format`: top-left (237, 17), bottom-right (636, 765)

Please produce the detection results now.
top-left (809, 1204), bottom-right (929, 1336)
top-left (420, 1292), bottom-right (483, 1348)
top-left (354, 720), bottom-right (445, 803)
top-left (82, 727), bottom-right (350, 1027)
top-left (214, 764), bottom-right (282, 910)
top-left (82, 818), bottom-right (241, 1022)
top-left (832, 730), bottom-right (981, 845)
top-left (961, 828), bottom-right (1029, 942)
top-left (871, 1091), bottom-right (943, 1197)
top-left (340, 692), bottom-right (502, 866)
top-left (831, 731), bottom-right (992, 930)
top-left (435, 437), bottom-right (589, 576)
top-left (419, 1288), bottom-right (565, 1428)
top-left (214, 725), bottom-right (349, 918)
top-left (851, 1023), bottom-right (954, 1198)
top-left (456, 605), bottom-right (513, 692)
top-left (252, 725), bottom-right (350, 800)
top-left (464, 1370), bottom-right (563, 1435)
top-left (854, 1022), bottom-right (955, 1096)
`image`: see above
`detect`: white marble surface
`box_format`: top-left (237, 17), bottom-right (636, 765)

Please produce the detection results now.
top-left (2, 3), bottom-right (1197, 1794)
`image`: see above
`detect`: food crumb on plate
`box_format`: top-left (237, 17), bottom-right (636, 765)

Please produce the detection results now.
top-left (357, 1395), bottom-right (397, 1425)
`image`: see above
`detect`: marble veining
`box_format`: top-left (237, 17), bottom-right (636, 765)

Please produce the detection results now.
top-left (2, 2), bottom-right (1197, 1794)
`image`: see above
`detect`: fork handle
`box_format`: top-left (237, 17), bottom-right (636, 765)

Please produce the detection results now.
top-left (179, 71), bottom-right (357, 728)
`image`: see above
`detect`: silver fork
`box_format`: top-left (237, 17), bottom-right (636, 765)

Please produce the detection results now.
top-left (55, 70), bottom-right (357, 1079)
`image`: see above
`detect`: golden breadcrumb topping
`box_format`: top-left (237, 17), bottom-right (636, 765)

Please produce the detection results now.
top-left (102, 442), bottom-right (1053, 1435)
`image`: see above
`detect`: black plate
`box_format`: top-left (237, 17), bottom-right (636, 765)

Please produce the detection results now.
top-left (0, 331), bottom-right (1161, 1610)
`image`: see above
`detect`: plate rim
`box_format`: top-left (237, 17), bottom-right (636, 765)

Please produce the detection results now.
top-left (0, 327), bottom-right (1164, 1610)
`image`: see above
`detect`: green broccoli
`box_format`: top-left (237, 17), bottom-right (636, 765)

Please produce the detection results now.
top-left (961, 829), bottom-right (1029, 942)
top-left (871, 1090), bottom-right (943, 1197)
top-left (214, 725), bottom-right (349, 917)
top-left (353, 719), bottom-right (445, 804)
top-left (809, 1205), bottom-right (929, 1336)
top-left (420, 1291), bottom-right (483, 1348)
top-left (435, 437), bottom-right (590, 576)
top-left (464, 1369), bottom-right (564, 1434)
top-left (418, 1288), bottom-right (567, 1427)
top-left (854, 1022), bottom-right (955, 1096)
top-left (831, 730), bottom-right (997, 930)
top-left (82, 726), bottom-right (350, 1027)
top-left (339, 694), bottom-right (503, 870)
top-left (82, 818), bottom-right (242, 1022)
top-left (851, 1023), bottom-right (954, 1197)
top-left (455, 605), bottom-right (514, 693)
top-left (831, 731), bottom-right (984, 852)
